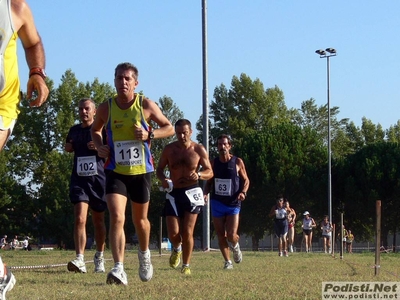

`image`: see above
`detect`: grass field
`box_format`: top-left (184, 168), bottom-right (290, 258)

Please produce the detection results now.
top-left (2, 249), bottom-right (400, 299)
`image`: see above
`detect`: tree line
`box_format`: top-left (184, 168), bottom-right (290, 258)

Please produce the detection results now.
top-left (0, 71), bottom-right (398, 249)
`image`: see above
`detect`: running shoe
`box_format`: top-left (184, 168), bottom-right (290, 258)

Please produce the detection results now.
top-left (138, 250), bottom-right (153, 282)
top-left (106, 267), bottom-right (127, 285)
top-left (231, 243), bottom-right (243, 263)
top-left (169, 249), bottom-right (182, 269)
top-left (181, 266), bottom-right (191, 275)
top-left (94, 255), bottom-right (105, 273)
top-left (0, 266), bottom-right (16, 300)
top-left (289, 245), bottom-right (294, 253)
top-left (279, 252), bottom-right (283, 256)
top-left (223, 261), bottom-right (233, 270)
top-left (284, 250), bottom-right (289, 257)
top-left (67, 258), bottom-right (87, 273)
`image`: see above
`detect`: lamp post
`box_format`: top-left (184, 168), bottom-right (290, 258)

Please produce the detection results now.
top-left (315, 48), bottom-right (336, 224)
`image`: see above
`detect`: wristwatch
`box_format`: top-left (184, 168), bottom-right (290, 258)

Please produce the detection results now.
top-left (29, 67), bottom-right (47, 80)
top-left (148, 129), bottom-right (154, 140)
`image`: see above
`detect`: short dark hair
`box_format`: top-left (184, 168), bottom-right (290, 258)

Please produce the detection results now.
top-left (175, 119), bottom-right (191, 129)
top-left (114, 62), bottom-right (139, 79)
top-left (217, 134), bottom-right (232, 146)
top-left (78, 98), bottom-right (95, 107)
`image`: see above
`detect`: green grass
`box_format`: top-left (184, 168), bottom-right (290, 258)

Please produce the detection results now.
top-left (3, 249), bottom-right (400, 299)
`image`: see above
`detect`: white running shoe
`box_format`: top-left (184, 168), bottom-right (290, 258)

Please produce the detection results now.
top-left (0, 266), bottom-right (16, 300)
top-left (106, 267), bottom-right (127, 285)
top-left (67, 258), bottom-right (87, 273)
top-left (289, 245), bottom-right (294, 253)
top-left (223, 261), bottom-right (233, 270)
top-left (94, 255), bottom-right (105, 273)
top-left (138, 250), bottom-right (153, 282)
top-left (284, 250), bottom-right (289, 257)
top-left (231, 243), bottom-right (242, 263)
top-left (279, 252), bottom-right (283, 256)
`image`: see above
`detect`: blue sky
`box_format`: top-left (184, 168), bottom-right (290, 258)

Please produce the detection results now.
top-left (18, 1), bottom-right (400, 132)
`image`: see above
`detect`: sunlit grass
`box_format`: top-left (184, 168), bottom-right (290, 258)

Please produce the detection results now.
top-left (2, 249), bottom-right (399, 299)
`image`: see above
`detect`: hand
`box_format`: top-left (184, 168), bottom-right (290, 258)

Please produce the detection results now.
top-left (65, 140), bottom-right (73, 152)
top-left (27, 76), bottom-right (49, 107)
top-left (162, 178), bottom-right (170, 189)
top-left (97, 145), bottom-right (110, 158)
top-left (87, 141), bottom-right (96, 151)
top-left (237, 192), bottom-right (246, 201)
top-left (187, 171), bottom-right (200, 181)
top-left (134, 124), bottom-right (148, 141)
top-left (203, 193), bottom-right (208, 205)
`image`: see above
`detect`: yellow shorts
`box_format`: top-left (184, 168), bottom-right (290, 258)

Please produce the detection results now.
top-left (0, 115), bottom-right (16, 133)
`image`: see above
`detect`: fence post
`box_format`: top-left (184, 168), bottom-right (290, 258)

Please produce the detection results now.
top-left (159, 216), bottom-right (163, 256)
top-left (331, 223), bottom-right (335, 257)
top-left (375, 200), bottom-right (381, 275)
top-left (270, 234), bottom-right (274, 252)
top-left (340, 213), bottom-right (344, 259)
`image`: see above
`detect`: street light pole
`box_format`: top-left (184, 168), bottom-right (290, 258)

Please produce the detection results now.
top-left (315, 48), bottom-right (336, 224)
top-left (201, 0), bottom-right (210, 251)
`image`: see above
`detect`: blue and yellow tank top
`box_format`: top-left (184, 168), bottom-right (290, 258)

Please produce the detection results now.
top-left (104, 94), bottom-right (154, 175)
top-left (0, 0), bottom-right (21, 119)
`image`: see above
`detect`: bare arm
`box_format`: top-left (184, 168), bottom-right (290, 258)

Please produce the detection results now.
top-left (64, 130), bottom-right (73, 152)
top-left (197, 145), bottom-right (213, 181)
top-left (90, 102), bottom-right (109, 158)
top-left (269, 205), bottom-right (278, 218)
top-left (156, 146), bottom-right (170, 189)
top-left (311, 218), bottom-right (316, 227)
top-left (12, 0), bottom-right (48, 106)
top-left (202, 159), bottom-right (214, 195)
top-left (64, 141), bottom-right (73, 153)
top-left (135, 98), bottom-right (174, 140)
top-left (237, 157), bottom-right (250, 201)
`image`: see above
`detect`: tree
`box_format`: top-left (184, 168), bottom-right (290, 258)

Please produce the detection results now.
top-left (335, 142), bottom-right (400, 246)
top-left (290, 98), bottom-right (353, 158)
top-left (360, 117), bottom-right (385, 145)
top-left (236, 123), bottom-right (326, 250)
top-left (386, 120), bottom-right (400, 143)
top-left (197, 73), bottom-right (290, 155)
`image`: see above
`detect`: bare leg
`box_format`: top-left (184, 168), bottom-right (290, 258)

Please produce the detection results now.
top-left (308, 232), bottom-right (313, 251)
top-left (166, 216), bottom-right (182, 249)
top-left (73, 202), bottom-right (89, 255)
top-left (181, 212), bottom-right (198, 265)
top-left (282, 233), bottom-right (287, 252)
top-left (92, 210), bottom-right (106, 252)
top-left (303, 234), bottom-right (309, 252)
top-left (213, 216), bottom-right (230, 261)
top-left (0, 129), bottom-right (10, 151)
top-left (107, 194), bottom-right (127, 263)
top-left (131, 202), bottom-right (150, 252)
top-left (225, 214), bottom-right (240, 246)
